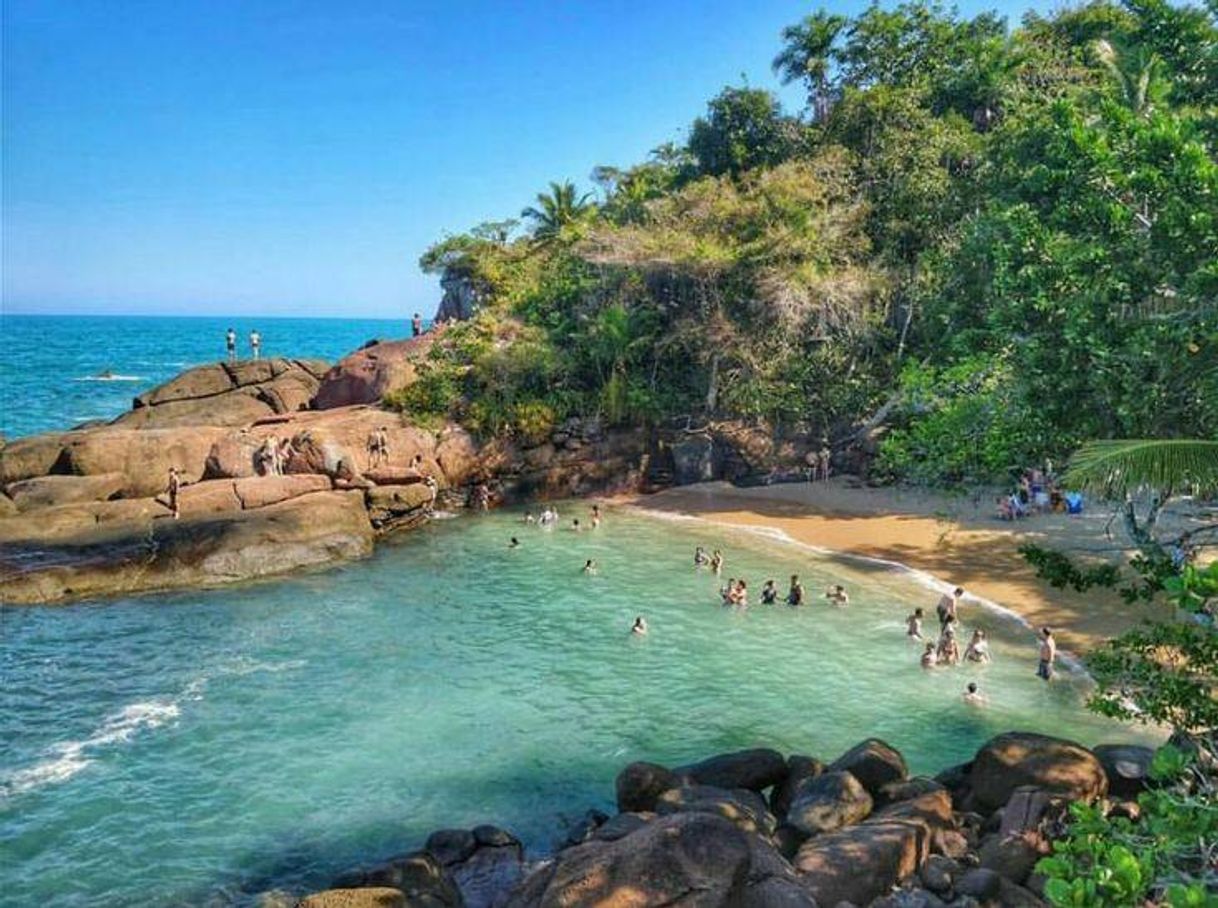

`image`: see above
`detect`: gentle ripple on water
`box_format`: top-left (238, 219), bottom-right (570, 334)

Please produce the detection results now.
top-left (0, 506), bottom-right (1158, 906)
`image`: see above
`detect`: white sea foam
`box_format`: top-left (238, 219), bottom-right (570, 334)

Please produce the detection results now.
top-left (72, 374), bottom-right (144, 382)
top-left (0, 699), bottom-right (180, 800)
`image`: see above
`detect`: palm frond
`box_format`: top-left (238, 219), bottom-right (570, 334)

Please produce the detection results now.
top-left (1063, 439), bottom-right (1218, 496)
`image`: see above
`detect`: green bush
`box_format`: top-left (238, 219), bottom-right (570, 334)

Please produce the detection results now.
top-left (511, 400), bottom-right (556, 446)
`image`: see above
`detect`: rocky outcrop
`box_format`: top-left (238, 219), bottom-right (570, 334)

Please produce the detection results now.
top-left (286, 733), bottom-right (1162, 908)
top-left (435, 268), bottom-right (484, 322)
top-left (312, 335), bottom-right (439, 410)
top-left (117, 358), bottom-right (327, 429)
top-left (1092, 743), bottom-right (1155, 798)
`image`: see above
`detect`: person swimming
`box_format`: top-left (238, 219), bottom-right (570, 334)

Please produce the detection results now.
top-left (694, 546), bottom-right (709, 567)
top-left (906, 608), bottom-right (924, 639)
top-left (825, 584), bottom-right (849, 606)
top-left (509, 537), bottom-right (520, 549)
top-left (591, 504), bottom-right (601, 529)
top-left (761, 580), bottom-right (778, 605)
top-left (523, 512), bottom-right (535, 524)
top-left (631, 616), bottom-right (648, 635)
top-left (583, 559), bottom-right (597, 574)
top-left (964, 628), bottom-right (990, 662)
top-left (709, 550), bottom-right (724, 574)
top-left (920, 642), bottom-right (938, 668)
top-left (721, 579), bottom-right (737, 605)
top-left (572, 518), bottom-right (581, 532)
top-left (786, 574), bottom-right (805, 606)
top-left (963, 682), bottom-right (988, 706)
top-left (734, 579), bottom-right (748, 606)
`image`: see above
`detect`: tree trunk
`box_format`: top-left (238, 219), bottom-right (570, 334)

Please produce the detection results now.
top-left (706, 352), bottom-right (720, 413)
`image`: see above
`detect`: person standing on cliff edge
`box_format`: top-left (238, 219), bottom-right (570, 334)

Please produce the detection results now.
top-left (225, 327), bottom-right (237, 362)
top-left (249, 329), bottom-right (262, 360)
top-left (412, 313), bottom-right (423, 337)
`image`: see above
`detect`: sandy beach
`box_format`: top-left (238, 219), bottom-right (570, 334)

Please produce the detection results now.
top-left (621, 479), bottom-right (1211, 655)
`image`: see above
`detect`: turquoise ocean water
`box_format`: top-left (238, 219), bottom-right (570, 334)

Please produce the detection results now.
top-left (0, 314), bottom-right (414, 439)
top-left (0, 506), bottom-right (1155, 907)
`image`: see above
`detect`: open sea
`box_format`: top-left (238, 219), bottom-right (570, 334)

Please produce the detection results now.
top-left (0, 314), bottom-right (1156, 906)
top-left (0, 314), bottom-right (413, 439)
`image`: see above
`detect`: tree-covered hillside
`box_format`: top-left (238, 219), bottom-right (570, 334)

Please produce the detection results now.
top-left (399, 0), bottom-right (1217, 486)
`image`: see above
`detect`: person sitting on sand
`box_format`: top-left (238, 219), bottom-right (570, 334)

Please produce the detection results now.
top-left (1037, 627), bottom-right (1056, 681)
top-left (937, 627), bottom-right (961, 665)
top-left (709, 550), bottom-right (724, 575)
top-left (907, 608), bottom-right (924, 639)
top-left (761, 580), bottom-right (778, 605)
top-left (825, 584), bottom-right (849, 606)
top-left (963, 682), bottom-right (987, 706)
top-left (694, 546), bottom-right (709, 567)
top-left (964, 629), bottom-right (990, 662)
top-left (631, 616), bottom-right (648, 635)
top-left (936, 587), bottom-right (963, 631)
top-left (583, 559), bottom-right (597, 574)
top-left (920, 642), bottom-right (938, 668)
top-left (786, 575), bottom-right (805, 606)
top-left (591, 505), bottom-right (601, 529)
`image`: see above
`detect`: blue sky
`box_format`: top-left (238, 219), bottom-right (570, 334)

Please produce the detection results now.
top-left (3, 0), bottom-right (1047, 319)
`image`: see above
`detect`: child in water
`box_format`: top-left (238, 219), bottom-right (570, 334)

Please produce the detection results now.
top-left (963, 682), bottom-right (988, 706)
top-left (906, 608), bottom-right (924, 639)
top-left (825, 584), bottom-right (849, 606)
top-left (920, 642), bottom-right (938, 668)
top-left (964, 629), bottom-right (990, 662)
top-left (631, 616), bottom-right (648, 635)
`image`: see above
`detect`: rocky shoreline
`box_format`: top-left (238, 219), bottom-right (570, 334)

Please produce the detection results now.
top-left (0, 336), bottom-right (824, 605)
top-left (264, 730), bottom-right (1159, 908)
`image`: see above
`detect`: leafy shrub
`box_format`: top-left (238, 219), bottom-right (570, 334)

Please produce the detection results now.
top-left (1019, 544), bottom-right (1122, 592)
top-left (383, 368), bottom-right (462, 423)
top-left (511, 400), bottom-right (556, 446)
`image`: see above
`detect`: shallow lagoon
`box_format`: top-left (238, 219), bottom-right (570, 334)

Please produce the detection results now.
top-left (0, 505), bottom-right (1154, 906)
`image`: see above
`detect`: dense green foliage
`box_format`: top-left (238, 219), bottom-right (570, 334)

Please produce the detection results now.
top-left (1036, 744), bottom-right (1218, 906)
top-left (412, 0), bottom-right (1217, 482)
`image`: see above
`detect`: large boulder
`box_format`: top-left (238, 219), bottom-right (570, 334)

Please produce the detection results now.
top-left (616, 761), bottom-right (681, 813)
top-left (0, 433), bottom-right (69, 484)
top-left (0, 490), bottom-right (374, 604)
top-left (312, 336), bottom-right (436, 410)
top-left (233, 474), bottom-right (332, 510)
top-left (677, 748), bottom-right (788, 793)
top-left (869, 789), bottom-right (954, 833)
top-left (969, 733), bottom-right (1107, 811)
top-left (203, 434), bottom-right (261, 479)
top-left (450, 842), bottom-right (525, 908)
top-left (656, 784), bottom-right (778, 837)
top-left (828, 739), bottom-right (909, 797)
top-left (770, 755), bottom-right (825, 819)
top-left (348, 850), bottom-right (461, 905)
top-left (508, 812), bottom-right (751, 908)
top-left (786, 771), bottom-right (873, 836)
top-left (115, 390), bottom-right (275, 429)
top-left (4, 473), bottom-right (126, 511)
top-left (671, 436), bottom-right (717, 485)
top-left (795, 820), bottom-right (928, 907)
top-left (298, 890), bottom-right (406, 908)
top-left (1092, 744), bottom-right (1156, 799)
top-left (55, 427), bottom-right (228, 497)
top-left (134, 363), bottom-right (235, 406)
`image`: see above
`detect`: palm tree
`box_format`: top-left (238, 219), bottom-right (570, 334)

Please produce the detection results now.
top-left (521, 181), bottom-right (594, 243)
top-left (1064, 439), bottom-right (1218, 554)
top-left (1094, 39), bottom-right (1168, 116)
top-left (772, 12), bottom-right (847, 123)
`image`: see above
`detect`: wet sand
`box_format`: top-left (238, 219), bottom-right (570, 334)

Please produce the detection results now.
top-left (619, 479), bottom-right (1198, 655)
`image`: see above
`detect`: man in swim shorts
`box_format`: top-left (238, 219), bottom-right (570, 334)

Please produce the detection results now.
top-left (1037, 627), bottom-right (1056, 680)
top-left (226, 328), bottom-right (237, 362)
top-left (936, 587), bottom-right (963, 631)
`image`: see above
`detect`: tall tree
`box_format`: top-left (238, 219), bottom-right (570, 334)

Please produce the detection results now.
top-left (521, 181), bottom-right (595, 243)
top-left (772, 11), bottom-right (848, 122)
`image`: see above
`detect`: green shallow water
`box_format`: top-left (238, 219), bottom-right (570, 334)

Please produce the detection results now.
top-left (0, 505), bottom-right (1155, 906)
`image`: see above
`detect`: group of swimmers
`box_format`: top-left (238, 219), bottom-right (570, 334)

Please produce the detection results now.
top-left (692, 547), bottom-right (850, 611)
top-left (522, 504), bottom-right (602, 531)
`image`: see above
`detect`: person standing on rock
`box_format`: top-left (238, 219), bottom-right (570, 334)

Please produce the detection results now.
top-left (249, 329), bottom-right (262, 360)
top-left (1037, 627), bottom-right (1057, 680)
top-left (818, 446), bottom-right (831, 482)
top-left (412, 313), bottom-right (423, 337)
top-left (225, 327), bottom-right (237, 362)
top-left (167, 467), bottom-right (181, 519)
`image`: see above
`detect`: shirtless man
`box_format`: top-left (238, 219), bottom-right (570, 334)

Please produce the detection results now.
top-left (906, 608), bottom-right (925, 639)
top-left (963, 682), bottom-right (987, 706)
top-left (1037, 627), bottom-right (1057, 680)
top-left (734, 580), bottom-right (749, 607)
top-left (509, 537), bottom-right (520, 549)
top-left (249, 329), bottom-right (262, 360)
top-left (631, 616), bottom-right (648, 635)
top-left (761, 579), bottom-right (778, 605)
top-left (825, 584), bottom-right (849, 606)
top-left (964, 629), bottom-right (991, 662)
top-left (167, 467), bottom-right (181, 519)
top-left (411, 313), bottom-right (423, 337)
top-left (225, 327), bottom-right (237, 362)
top-left (936, 587), bottom-right (964, 631)
top-left (786, 574), bottom-right (805, 606)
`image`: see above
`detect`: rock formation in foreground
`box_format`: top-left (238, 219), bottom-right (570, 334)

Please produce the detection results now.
top-left (272, 730), bottom-right (1157, 908)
